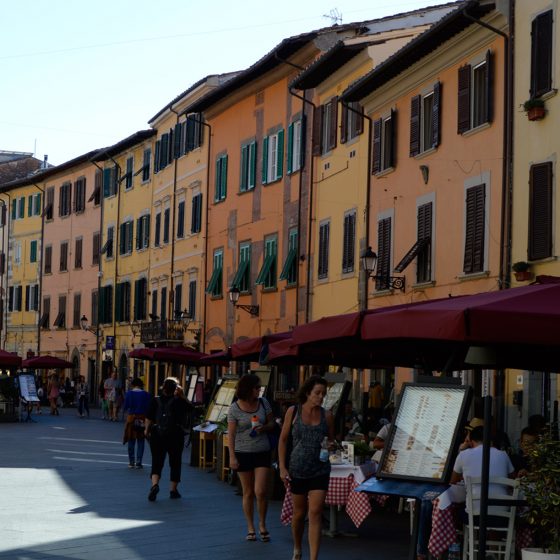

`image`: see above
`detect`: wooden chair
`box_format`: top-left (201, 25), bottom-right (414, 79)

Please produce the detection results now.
top-left (462, 476), bottom-right (519, 560)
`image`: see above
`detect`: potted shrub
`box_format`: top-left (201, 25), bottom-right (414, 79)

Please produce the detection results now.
top-left (523, 98), bottom-right (546, 121)
top-left (520, 429), bottom-right (560, 559)
top-left (512, 261), bottom-right (532, 282)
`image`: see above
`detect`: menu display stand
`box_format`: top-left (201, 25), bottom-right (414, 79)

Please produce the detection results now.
top-left (17, 374), bottom-right (40, 423)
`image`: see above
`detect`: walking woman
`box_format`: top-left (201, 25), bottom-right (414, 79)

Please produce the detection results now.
top-left (227, 373), bottom-right (275, 543)
top-left (47, 374), bottom-right (60, 415)
top-left (278, 376), bottom-right (335, 560)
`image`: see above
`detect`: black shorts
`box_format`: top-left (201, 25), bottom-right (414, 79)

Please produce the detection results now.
top-left (290, 473), bottom-right (330, 495)
top-left (235, 451), bottom-right (272, 472)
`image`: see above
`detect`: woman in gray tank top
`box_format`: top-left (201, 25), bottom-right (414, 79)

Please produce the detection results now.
top-left (278, 376), bottom-right (334, 560)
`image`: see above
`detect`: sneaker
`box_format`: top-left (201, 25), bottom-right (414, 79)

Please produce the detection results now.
top-left (148, 484), bottom-right (159, 502)
top-left (128, 463), bottom-right (135, 469)
top-left (135, 463), bottom-right (143, 469)
top-left (169, 490), bottom-right (181, 499)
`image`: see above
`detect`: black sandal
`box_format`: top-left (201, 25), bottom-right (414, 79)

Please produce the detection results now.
top-left (259, 531), bottom-right (270, 542)
top-left (246, 532), bottom-right (257, 541)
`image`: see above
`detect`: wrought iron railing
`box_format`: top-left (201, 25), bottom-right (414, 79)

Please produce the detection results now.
top-left (139, 319), bottom-right (185, 344)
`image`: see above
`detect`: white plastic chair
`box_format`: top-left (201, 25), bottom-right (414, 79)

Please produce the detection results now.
top-left (462, 476), bottom-right (519, 560)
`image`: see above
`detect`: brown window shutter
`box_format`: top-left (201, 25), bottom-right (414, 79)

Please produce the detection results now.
top-left (529, 162), bottom-right (553, 260)
top-left (340, 103), bottom-right (348, 144)
top-left (417, 202), bottom-right (432, 282)
top-left (409, 95), bottom-right (421, 156)
top-left (389, 109), bottom-right (398, 169)
top-left (485, 50), bottom-right (493, 124)
top-left (75, 238), bottom-right (83, 268)
top-left (463, 184), bottom-right (485, 273)
top-left (372, 118), bottom-right (382, 174)
top-left (328, 97), bottom-right (338, 151)
top-left (531, 11), bottom-right (553, 98)
top-left (432, 81), bottom-right (442, 148)
top-left (377, 217), bottom-right (392, 280)
top-left (457, 65), bottom-right (471, 134)
top-left (355, 103), bottom-right (364, 136)
top-left (312, 105), bottom-right (323, 156)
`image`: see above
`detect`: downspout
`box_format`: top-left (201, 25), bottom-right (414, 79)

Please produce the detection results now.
top-left (0, 192), bottom-right (12, 350)
top-left (168, 108), bottom-right (181, 325)
top-left (461, 7), bottom-right (512, 291)
top-left (32, 183), bottom-right (44, 356)
top-left (341, 100), bottom-right (373, 311)
top-left (289, 87), bottom-right (315, 325)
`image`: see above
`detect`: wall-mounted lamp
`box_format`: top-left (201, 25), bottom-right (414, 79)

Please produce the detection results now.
top-left (228, 287), bottom-right (259, 317)
top-left (361, 246), bottom-right (405, 292)
top-left (80, 315), bottom-right (97, 335)
top-left (130, 320), bottom-right (141, 338)
top-left (419, 164), bottom-right (429, 185)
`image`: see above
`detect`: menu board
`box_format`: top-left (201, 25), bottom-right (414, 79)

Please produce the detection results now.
top-left (377, 383), bottom-right (471, 483)
top-left (205, 379), bottom-right (237, 422)
top-left (323, 382), bottom-right (345, 411)
top-left (18, 374), bottom-right (40, 402)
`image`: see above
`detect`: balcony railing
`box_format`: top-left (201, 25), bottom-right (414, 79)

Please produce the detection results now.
top-left (139, 319), bottom-right (185, 344)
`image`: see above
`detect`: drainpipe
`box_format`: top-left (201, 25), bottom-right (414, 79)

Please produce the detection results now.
top-left (341, 100), bottom-right (373, 311)
top-left (0, 192), bottom-right (12, 350)
top-left (168, 108), bottom-right (181, 327)
top-left (288, 87), bottom-right (315, 325)
top-left (461, 7), bottom-right (513, 291)
top-left (32, 183), bottom-right (44, 356)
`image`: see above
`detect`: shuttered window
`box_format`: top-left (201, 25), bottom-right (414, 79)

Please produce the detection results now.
top-left (163, 208), bottom-right (170, 244)
top-left (74, 177), bottom-right (86, 212)
top-left (73, 293), bottom-right (81, 328)
top-left (410, 83), bottom-right (441, 156)
top-left (463, 184), bottom-right (486, 274)
top-left (318, 222), bottom-right (330, 279)
top-left (59, 183), bottom-right (72, 217)
top-left (340, 101), bottom-right (363, 144)
top-left (530, 10), bottom-right (553, 98)
top-left (154, 213), bottom-right (161, 247)
top-left (255, 236), bottom-right (277, 289)
top-left (90, 170), bottom-right (102, 205)
top-left (74, 238), bottom-right (83, 269)
top-left (91, 290), bottom-right (98, 326)
top-left (30, 240), bottom-right (38, 263)
top-left (191, 193), bottom-right (202, 234)
top-left (59, 241), bottom-right (68, 272)
top-left (136, 215), bottom-right (150, 250)
top-left (206, 249), bottom-right (223, 297)
top-left (44, 246), bottom-right (52, 274)
top-left (188, 280), bottom-right (197, 320)
top-left (416, 202), bottom-right (432, 283)
top-left (231, 242), bottom-right (251, 293)
top-left (45, 187), bottom-right (54, 220)
top-left (125, 156), bottom-right (134, 190)
top-left (40, 297), bottom-right (50, 328)
top-left (119, 221), bottom-right (134, 255)
top-left (142, 148), bottom-right (151, 182)
top-left (174, 284), bottom-right (182, 318)
top-left (134, 278), bottom-right (147, 321)
top-left (160, 286), bottom-right (167, 321)
top-left (287, 118), bottom-right (304, 174)
top-left (92, 232), bottom-right (100, 265)
top-left (215, 154), bottom-right (228, 202)
top-left (372, 110), bottom-right (397, 174)
top-left (99, 285), bottom-right (113, 324)
top-left (342, 211), bottom-right (356, 274)
top-left (528, 162), bottom-right (553, 260)
top-left (279, 229), bottom-right (298, 286)
top-left (115, 282), bottom-right (131, 323)
top-left (240, 141), bottom-right (257, 191)
top-left (177, 201), bottom-right (185, 238)
top-left (103, 167), bottom-right (117, 198)
top-left (262, 130), bottom-right (284, 185)
top-left (376, 218), bottom-right (392, 291)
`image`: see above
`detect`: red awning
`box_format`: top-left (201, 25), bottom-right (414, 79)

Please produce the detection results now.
top-left (22, 355), bottom-right (73, 369)
top-left (231, 331), bottom-right (291, 361)
top-left (129, 347), bottom-right (206, 364)
top-left (199, 349), bottom-right (232, 365)
top-left (0, 350), bottom-right (22, 368)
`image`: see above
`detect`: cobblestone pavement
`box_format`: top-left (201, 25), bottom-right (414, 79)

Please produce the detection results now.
top-left (0, 407), bottom-right (410, 559)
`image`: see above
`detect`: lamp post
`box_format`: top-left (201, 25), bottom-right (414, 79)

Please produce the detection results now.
top-left (80, 314), bottom-right (97, 335)
top-left (361, 246), bottom-right (405, 292)
top-left (228, 287), bottom-right (259, 317)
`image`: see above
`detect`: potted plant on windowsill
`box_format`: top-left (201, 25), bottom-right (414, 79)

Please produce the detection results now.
top-left (512, 261), bottom-right (532, 282)
top-left (523, 98), bottom-right (546, 121)
top-left (520, 428), bottom-right (560, 559)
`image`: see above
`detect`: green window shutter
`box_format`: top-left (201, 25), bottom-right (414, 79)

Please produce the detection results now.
top-left (215, 158), bottom-right (221, 201)
top-left (11, 200), bottom-right (16, 220)
top-left (136, 218), bottom-right (142, 250)
top-left (279, 247), bottom-right (297, 281)
top-left (287, 124), bottom-right (293, 175)
top-left (240, 145), bottom-right (248, 192)
top-left (28, 196), bottom-right (33, 217)
top-left (222, 155), bottom-right (228, 199)
top-left (276, 129), bottom-right (284, 179)
top-left (35, 194), bottom-right (41, 215)
top-left (19, 197), bottom-right (25, 218)
top-left (127, 222), bottom-right (133, 253)
top-left (255, 253), bottom-right (275, 285)
top-left (231, 258), bottom-right (249, 289)
top-left (103, 169), bottom-right (112, 197)
top-left (205, 266), bottom-right (221, 295)
top-left (30, 240), bottom-right (37, 263)
top-left (249, 142), bottom-right (256, 189)
top-left (262, 136), bottom-right (269, 184)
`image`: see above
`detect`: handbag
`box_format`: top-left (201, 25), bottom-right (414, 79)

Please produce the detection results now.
top-left (133, 417), bottom-right (145, 433)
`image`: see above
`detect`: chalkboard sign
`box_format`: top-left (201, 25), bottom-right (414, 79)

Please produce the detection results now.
top-left (377, 382), bottom-right (472, 483)
top-left (18, 374), bottom-right (40, 402)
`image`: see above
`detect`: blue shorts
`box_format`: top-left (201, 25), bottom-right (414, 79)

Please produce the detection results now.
top-left (289, 473), bottom-right (330, 495)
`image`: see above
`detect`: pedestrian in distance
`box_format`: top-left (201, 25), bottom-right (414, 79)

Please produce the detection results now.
top-left (227, 373), bottom-right (275, 543)
top-left (76, 375), bottom-right (89, 418)
top-left (104, 370), bottom-right (119, 421)
top-left (122, 377), bottom-right (151, 469)
top-left (278, 375), bottom-right (335, 560)
top-left (47, 374), bottom-right (60, 416)
top-left (145, 377), bottom-right (191, 501)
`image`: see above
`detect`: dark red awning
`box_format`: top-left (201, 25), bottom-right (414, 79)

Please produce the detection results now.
top-left (22, 355), bottom-right (72, 369)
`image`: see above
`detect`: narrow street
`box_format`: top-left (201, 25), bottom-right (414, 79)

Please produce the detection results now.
top-left (0, 408), bottom-right (410, 560)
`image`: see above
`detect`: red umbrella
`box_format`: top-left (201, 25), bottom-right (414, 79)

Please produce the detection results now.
top-left (22, 355), bottom-right (73, 369)
top-left (129, 348), bottom-right (153, 360)
top-left (0, 350), bottom-right (22, 368)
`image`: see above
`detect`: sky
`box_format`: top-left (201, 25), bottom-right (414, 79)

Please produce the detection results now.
top-left (1, 0), bottom-right (454, 166)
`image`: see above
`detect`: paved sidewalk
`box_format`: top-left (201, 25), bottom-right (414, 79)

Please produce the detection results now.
top-left (0, 407), bottom-right (411, 560)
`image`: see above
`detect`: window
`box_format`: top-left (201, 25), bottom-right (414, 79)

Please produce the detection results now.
top-left (27, 193), bottom-right (41, 216)
top-left (60, 241), bottom-right (68, 272)
top-left (103, 166), bottom-right (118, 198)
top-left (59, 183), bottom-right (71, 216)
top-left (155, 131), bottom-right (172, 172)
top-left (215, 154), bottom-right (228, 202)
top-left (184, 113), bottom-right (204, 153)
top-left (14, 242), bottom-right (21, 265)
top-left (191, 194), bottom-right (202, 233)
top-left (256, 236), bottom-right (277, 289)
top-left (340, 101), bottom-right (363, 143)
top-left (529, 162), bottom-right (553, 260)
top-left (151, 289), bottom-right (158, 319)
top-left (45, 187), bottom-right (54, 220)
top-left (101, 226), bottom-right (114, 259)
top-left (30, 240), bottom-right (38, 263)
top-left (262, 130), bottom-right (284, 184)
top-left (160, 286), bottom-right (167, 321)
top-left (25, 284), bottom-right (39, 311)
top-left (279, 229), bottom-right (298, 285)
top-left (136, 215), bottom-right (150, 250)
top-left (74, 177), bottom-right (86, 213)
top-left (74, 237), bottom-right (83, 269)
top-left (53, 295), bottom-right (66, 328)
top-left (342, 211), bottom-right (356, 274)
top-left (44, 245), bottom-right (52, 274)
top-left (177, 201), bottom-right (185, 238)
top-left (410, 82), bottom-right (441, 156)
top-left (463, 183), bottom-right (486, 274)
top-left (9, 286), bottom-right (23, 312)
top-left (531, 10), bottom-right (553, 99)
top-left (188, 280), bottom-right (196, 320)
top-left (240, 141), bottom-right (257, 192)
top-left (231, 242), bottom-right (251, 293)
top-left (90, 170), bottom-right (102, 205)
top-left (154, 212), bottom-right (161, 246)
top-left (458, 52), bottom-right (493, 133)
top-left (134, 278), bottom-right (147, 321)
top-left (91, 290), bottom-right (98, 326)
top-left (0, 252), bottom-right (5, 274)
top-left (313, 97), bottom-right (338, 155)
top-left (12, 197), bottom-right (25, 220)
top-left (115, 282), bottom-right (131, 322)
top-left (372, 110), bottom-right (397, 174)
top-left (163, 208), bottom-right (170, 244)
top-left (125, 156), bottom-right (133, 190)
top-left (99, 285), bottom-right (113, 324)
top-left (119, 221), bottom-right (134, 255)
top-left (318, 221), bottom-right (330, 279)
top-left (73, 293), bottom-right (81, 328)
top-left (287, 118), bottom-right (304, 174)
top-left (206, 249), bottom-right (223, 298)
top-left (40, 296), bottom-right (50, 328)
top-left (92, 232), bottom-right (100, 265)
top-left (174, 284), bottom-right (182, 318)
top-left (375, 217), bottom-right (392, 291)
top-left (416, 202), bottom-right (433, 283)
top-left (142, 148), bottom-right (151, 182)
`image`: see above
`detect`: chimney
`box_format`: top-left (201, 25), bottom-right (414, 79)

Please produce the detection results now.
top-left (43, 155), bottom-right (48, 169)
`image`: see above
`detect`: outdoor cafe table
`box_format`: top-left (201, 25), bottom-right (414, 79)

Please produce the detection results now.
top-left (281, 462), bottom-right (376, 536)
